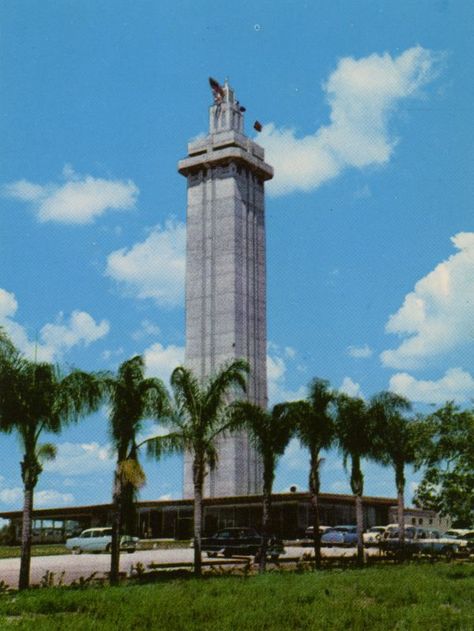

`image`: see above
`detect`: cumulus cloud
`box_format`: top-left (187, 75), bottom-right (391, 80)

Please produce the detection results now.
top-left (0, 288), bottom-right (109, 362)
top-left (347, 344), bottom-right (373, 358)
top-left (35, 490), bottom-right (75, 507)
top-left (381, 233), bottom-right (474, 369)
top-left (0, 487), bottom-right (23, 505)
top-left (106, 220), bottom-right (186, 307)
top-left (0, 486), bottom-right (74, 507)
top-left (144, 342), bottom-right (185, 384)
top-left (389, 368), bottom-right (474, 404)
top-left (280, 438), bottom-right (309, 472)
top-left (339, 377), bottom-right (364, 399)
top-left (258, 46), bottom-right (441, 196)
top-left (267, 345), bottom-right (306, 405)
top-left (43, 442), bottom-right (114, 476)
top-left (2, 166), bottom-right (138, 224)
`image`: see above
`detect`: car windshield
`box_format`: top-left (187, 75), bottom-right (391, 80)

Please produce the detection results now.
top-left (369, 527), bottom-right (385, 533)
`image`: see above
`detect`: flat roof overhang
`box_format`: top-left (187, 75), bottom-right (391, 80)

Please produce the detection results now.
top-left (0, 491), bottom-right (397, 521)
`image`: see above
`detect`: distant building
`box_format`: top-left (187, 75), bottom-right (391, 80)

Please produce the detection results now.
top-left (387, 506), bottom-right (451, 531)
top-left (1, 492), bottom-right (400, 543)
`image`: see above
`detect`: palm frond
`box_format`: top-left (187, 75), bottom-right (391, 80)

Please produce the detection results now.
top-left (143, 431), bottom-right (185, 460)
top-left (118, 458), bottom-right (146, 489)
top-left (36, 442), bottom-right (57, 463)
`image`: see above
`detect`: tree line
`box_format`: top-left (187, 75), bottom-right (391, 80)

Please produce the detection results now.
top-left (0, 330), bottom-right (472, 589)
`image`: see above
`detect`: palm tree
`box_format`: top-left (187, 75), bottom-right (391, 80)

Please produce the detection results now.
top-left (288, 379), bottom-right (336, 569)
top-left (369, 391), bottom-right (414, 547)
top-left (229, 401), bottom-right (294, 572)
top-left (334, 393), bottom-right (374, 566)
top-left (104, 355), bottom-right (170, 586)
top-left (0, 331), bottom-right (105, 590)
top-left (145, 359), bottom-right (249, 577)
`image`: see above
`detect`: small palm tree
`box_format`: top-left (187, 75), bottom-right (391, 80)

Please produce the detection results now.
top-left (0, 330), bottom-right (105, 590)
top-left (229, 401), bottom-right (294, 572)
top-left (369, 391), bottom-right (414, 547)
top-left (288, 378), bottom-right (336, 569)
top-left (334, 393), bottom-right (374, 566)
top-left (145, 359), bottom-right (249, 577)
top-left (104, 355), bottom-right (170, 586)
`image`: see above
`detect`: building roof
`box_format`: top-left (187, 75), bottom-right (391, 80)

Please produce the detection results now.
top-left (0, 491), bottom-right (397, 520)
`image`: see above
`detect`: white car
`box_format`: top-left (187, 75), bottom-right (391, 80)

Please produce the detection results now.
top-left (65, 527), bottom-right (139, 554)
top-left (363, 526), bottom-right (388, 546)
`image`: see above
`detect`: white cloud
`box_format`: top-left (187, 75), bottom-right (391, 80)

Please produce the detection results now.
top-left (0, 288), bottom-right (109, 362)
top-left (106, 220), bottom-right (186, 307)
top-left (131, 319), bottom-right (161, 341)
top-left (381, 232), bottom-right (474, 369)
top-left (144, 342), bottom-right (185, 384)
top-left (347, 344), bottom-right (373, 358)
top-left (280, 438), bottom-right (309, 472)
top-left (0, 487), bottom-right (23, 505)
top-left (40, 311), bottom-right (110, 353)
top-left (2, 166), bottom-right (138, 224)
top-left (0, 486), bottom-right (74, 507)
top-left (339, 377), bottom-right (364, 399)
top-left (267, 346), bottom-right (306, 405)
top-left (389, 368), bottom-right (474, 404)
top-left (43, 442), bottom-right (114, 476)
top-left (35, 490), bottom-right (75, 507)
top-left (259, 46), bottom-right (441, 196)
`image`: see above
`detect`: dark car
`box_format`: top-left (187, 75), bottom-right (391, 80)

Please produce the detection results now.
top-left (201, 527), bottom-right (285, 559)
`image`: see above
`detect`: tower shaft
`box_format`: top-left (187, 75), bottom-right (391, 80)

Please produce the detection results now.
top-left (178, 81), bottom-right (273, 498)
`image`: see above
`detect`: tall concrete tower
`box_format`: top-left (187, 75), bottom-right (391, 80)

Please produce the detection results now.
top-left (178, 79), bottom-right (273, 498)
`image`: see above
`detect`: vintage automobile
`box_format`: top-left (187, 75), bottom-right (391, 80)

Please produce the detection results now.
top-left (200, 527), bottom-right (285, 559)
top-left (320, 525), bottom-right (358, 547)
top-left (65, 527), bottom-right (139, 554)
top-left (380, 526), bottom-right (469, 560)
top-left (363, 526), bottom-right (388, 546)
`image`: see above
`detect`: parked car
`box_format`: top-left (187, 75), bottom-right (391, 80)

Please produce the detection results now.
top-left (320, 525), bottom-right (358, 547)
top-left (304, 525), bottom-right (331, 538)
top-left (380, 527), bottom-right (468, 560)
top-left (363, 526), bottom-right (388, 546)
top-left (200, 527), bottom-right (285, 560)
top-left (450, 531), bottom-right (474, 555)
top-left (65, 527), bottom-right (139, 554)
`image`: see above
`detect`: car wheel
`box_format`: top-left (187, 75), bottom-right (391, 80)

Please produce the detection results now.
top-left (71, 546), bottom-right (82, 555)
top-left (126, 548), bottom-right (135, 554)
top-left (270, 554), bottom-right (279, 562)
top-left (207, 551), bottom-right (217, 558)
top-left (106, 543), bottom-right (112, 553)
top-left (223, 549), bottom-right (233, 558)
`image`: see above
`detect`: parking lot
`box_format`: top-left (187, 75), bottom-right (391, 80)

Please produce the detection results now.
top-left (0, 544), bottom-right (378, 588)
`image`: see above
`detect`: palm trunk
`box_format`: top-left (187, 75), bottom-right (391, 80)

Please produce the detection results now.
top-left (395, 463), bottom-right (405, 558)
top-left (193, 459), bottom-right (204, 577)
top-left (355, 494), bottom-right (364, 566)
top-left (351, 456), bottom-right (365, 567)
top-left (19, 484), bottom-right (34, 590)
top-left (309, 452), bottom-right (322, 570)
top-left (258, 456), bottom-right (274, 574)
top-left (259, 483), bottom-right (271, 574)
top-left (110, 466), bottom-right (122, 586)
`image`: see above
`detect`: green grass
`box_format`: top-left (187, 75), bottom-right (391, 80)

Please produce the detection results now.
top-left (0, 563), bottom-right (473, 630)
top-left (0, 544), bottom-right (69, 559)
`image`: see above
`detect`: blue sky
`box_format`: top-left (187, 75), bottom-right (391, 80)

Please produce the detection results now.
top-left (0, 1), bottom-right (472, 512)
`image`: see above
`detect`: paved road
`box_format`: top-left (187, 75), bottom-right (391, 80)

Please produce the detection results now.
top-left (0, 545), bottom-right (377, 588)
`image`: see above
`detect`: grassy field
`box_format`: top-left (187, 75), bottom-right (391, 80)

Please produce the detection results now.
top-left (0, 544), bottom-right (69, 559)
top-left (0, 563), bottom-right (472, 630)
